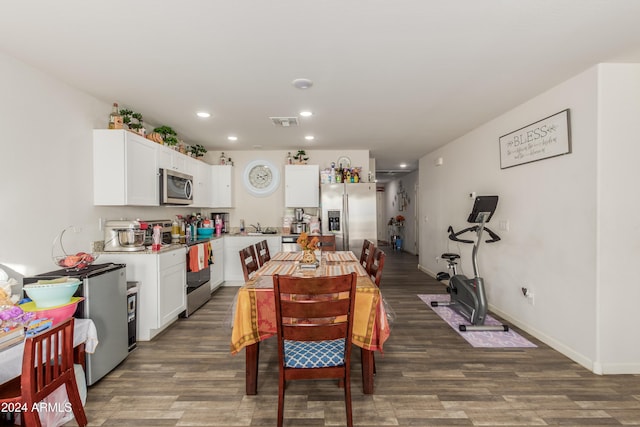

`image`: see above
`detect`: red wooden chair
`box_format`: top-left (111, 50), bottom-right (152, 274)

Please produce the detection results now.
top-left (273, 272), bottom-right (357, 427)
top-left (239, 245), bottom-right (260, 282)
top-left (0, 317), bottom-right (88, 426)
top-left (254, 240), bottom-right (271, 266)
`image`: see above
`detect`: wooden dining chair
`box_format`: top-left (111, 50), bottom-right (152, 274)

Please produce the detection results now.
top-left (254, 240), bottom-right (271, 266)
top-left (316, 235), bottom-right (336, 252)
top-left (0, 317), bottom-right (88, 427)
top-left (359, 239), bottom-right (375, 272)
top-left (368, 247), bottom-right (386, 288)
top-left (273, 272), bottom-right (357, 427)
top-left (239, 245), bottom-right (260, 282)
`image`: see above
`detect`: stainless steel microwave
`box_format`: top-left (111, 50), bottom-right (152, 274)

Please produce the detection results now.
top-left (159, 168), bottom-right (193, 205)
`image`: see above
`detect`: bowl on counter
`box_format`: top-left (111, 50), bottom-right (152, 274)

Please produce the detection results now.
top-left (20, 297), bottom-right (84, 325)
top-left (23, 278), bottom-right (81, 308)
top-left (197, 228), bottom-right (214, 237)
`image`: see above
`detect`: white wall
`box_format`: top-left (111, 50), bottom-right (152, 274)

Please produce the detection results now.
top-left (595, 63), bottom-right (640, 373)
top-left (419, 64), bottom-right (640, 374)
top-left (0, 51), bottom-right (197, 277)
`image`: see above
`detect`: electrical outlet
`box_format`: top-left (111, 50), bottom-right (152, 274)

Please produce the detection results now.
top-left (499, 220), bottom-right (510, 231)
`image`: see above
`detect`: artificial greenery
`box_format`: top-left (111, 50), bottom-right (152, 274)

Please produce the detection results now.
top-left (120, 109), bottom-right (144, 132)
top-left (189, 144), bottom-right (207, 158)
top-left (153, 125), bottom-right (178, 146)
top-left (293, 149), bottom-right (309, 162)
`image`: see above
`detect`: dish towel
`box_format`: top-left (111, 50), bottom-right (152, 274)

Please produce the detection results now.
top-left (204, 242), bottom-right (211, 268)
top-left (189, 244), bottom-right (204, 272)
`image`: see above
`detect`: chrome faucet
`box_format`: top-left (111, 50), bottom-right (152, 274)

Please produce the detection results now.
top-left (250, 223), bottom-right (262, 232)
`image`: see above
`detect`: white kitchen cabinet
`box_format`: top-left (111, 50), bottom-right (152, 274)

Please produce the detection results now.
top-left (99, 247), bottom-right (186, 341)
top-left (211, 165), bottom-right (234, 208)
top-left (158, 145), bottom-right (187, 173)
top-left (158, 250), bottom-right (187, 326)
top-left (223, 235), bottom-right (281, 283)
top-left (210, 237), bottom-right (224, 291)
top-left (192, 160), bottom-right (212, 207)
top-left (93, 129), bottom-right (159, 206)
top-left (285, 164), bottom-right (319, 207)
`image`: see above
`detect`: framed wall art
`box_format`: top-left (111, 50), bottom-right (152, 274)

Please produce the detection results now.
top-left (499, 109), bottom-right (571, 169)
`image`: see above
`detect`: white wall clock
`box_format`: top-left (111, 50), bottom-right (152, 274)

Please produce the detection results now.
top-left (243, 159), bottom-right (280, 197)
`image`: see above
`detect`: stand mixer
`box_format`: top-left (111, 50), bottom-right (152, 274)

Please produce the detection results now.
top-left (104, 220), bottom-right (146, 252)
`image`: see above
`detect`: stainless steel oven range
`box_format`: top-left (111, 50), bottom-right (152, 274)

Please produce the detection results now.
top-left (182, 239), bottom-right (212, 317)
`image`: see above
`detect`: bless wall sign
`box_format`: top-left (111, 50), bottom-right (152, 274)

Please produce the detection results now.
top-left (499, 109), bottom-right (571, 169)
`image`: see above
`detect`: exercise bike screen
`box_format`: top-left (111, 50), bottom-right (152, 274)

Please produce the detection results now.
top-left (467, 195), bottom-right (499, 223)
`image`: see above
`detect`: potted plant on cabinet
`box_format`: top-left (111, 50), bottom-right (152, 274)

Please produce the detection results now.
top-left (153, 126), bottom-right (178, 148)
top-left (293, 149), bottom-right (309, 164)
top-left (189, 144), bottom-right (207, 159)
top-left (120, 109), bottom-right (145, 135)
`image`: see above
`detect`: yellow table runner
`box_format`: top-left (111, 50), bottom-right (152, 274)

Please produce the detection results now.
top-left (230, 276), bottom-right (388, 354)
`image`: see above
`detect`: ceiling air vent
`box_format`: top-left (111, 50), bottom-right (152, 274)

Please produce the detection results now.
top-left (270, 117), bottom-right (299, 127)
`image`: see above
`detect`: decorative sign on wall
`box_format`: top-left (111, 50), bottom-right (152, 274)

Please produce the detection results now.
top-left (499, 109), bottom-right (571, 169)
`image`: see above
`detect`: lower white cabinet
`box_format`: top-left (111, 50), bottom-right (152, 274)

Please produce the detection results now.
top-left (158, 250), bottom-right (187, 326)
top-left (210, 238), bottom-right (224, 291)
top-left (99, 248), bottom-right (186, 341)
top-left (223, 236), bottom-right (281, 283)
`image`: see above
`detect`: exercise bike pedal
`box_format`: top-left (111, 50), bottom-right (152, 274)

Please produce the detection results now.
top-left (436, 272), bottom-right (450, 281)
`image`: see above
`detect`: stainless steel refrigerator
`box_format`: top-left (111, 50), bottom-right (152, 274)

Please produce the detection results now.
top-left (321, 183), bottom-right (377, 252)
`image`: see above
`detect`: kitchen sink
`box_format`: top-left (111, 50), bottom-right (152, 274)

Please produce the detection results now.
top-left (247, 229), bottom-right (278, 235)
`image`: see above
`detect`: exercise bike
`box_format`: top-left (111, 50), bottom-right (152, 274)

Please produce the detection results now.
top-left (431, 195), bottom-right (508, 332)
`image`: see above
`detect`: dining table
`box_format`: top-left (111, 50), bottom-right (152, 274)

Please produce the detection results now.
top-left (230, 250), bottom-right (390, 395)
top-left (0, 317), bottom-right (99, 384)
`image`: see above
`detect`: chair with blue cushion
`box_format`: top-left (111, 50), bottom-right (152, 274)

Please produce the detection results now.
top-left (273, 272), bottom-right (357, 427)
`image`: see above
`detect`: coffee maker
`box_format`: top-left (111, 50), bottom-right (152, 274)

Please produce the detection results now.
top-left (291, 208), bottom-right (307, 234)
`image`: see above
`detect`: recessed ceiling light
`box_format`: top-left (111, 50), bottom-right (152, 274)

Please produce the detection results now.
top-left (227, 136), bottom-right (238, 141)
top-left (305, 135), bottom-right (315, 141)
top-left (299, 111), bottom-right (313, 117)
top-left (292, 78), bottom-right (313, 89)
top-left (196, 112), bottom-right (211, 118)
top-left (400, 163), bottom-right (407, 168)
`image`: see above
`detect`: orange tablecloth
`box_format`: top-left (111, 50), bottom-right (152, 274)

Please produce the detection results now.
top-left (230, 257), bottom-right (390, 355)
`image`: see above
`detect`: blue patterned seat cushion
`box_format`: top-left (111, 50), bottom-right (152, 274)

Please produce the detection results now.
top-left (284, 339), bottom-right (345, 368)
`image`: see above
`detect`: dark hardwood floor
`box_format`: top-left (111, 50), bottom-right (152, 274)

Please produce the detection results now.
top-left (71, 245), bottom-right (640, 426)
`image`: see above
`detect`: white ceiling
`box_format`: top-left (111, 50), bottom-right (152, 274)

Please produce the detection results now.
top-left (2, 0), bottom-right (640, 181)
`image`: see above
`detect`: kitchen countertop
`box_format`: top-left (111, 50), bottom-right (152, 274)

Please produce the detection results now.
top-left (97, 235), bottom-right (224, 255)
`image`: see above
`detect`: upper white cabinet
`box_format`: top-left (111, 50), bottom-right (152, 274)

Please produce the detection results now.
top-left (192, 160), bottom-right (212, 207)
top-left (285, 164), bottom-right (319, 207)
top-left (93, 130), bottom-right (159, 206)
top-left (211, 165), bottom-right (234, 208)
top-left (158, 146), bottom-right (187, 173)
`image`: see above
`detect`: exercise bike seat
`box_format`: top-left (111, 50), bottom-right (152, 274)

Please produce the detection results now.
top-left (441, 253), bottom-right (460, 262)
